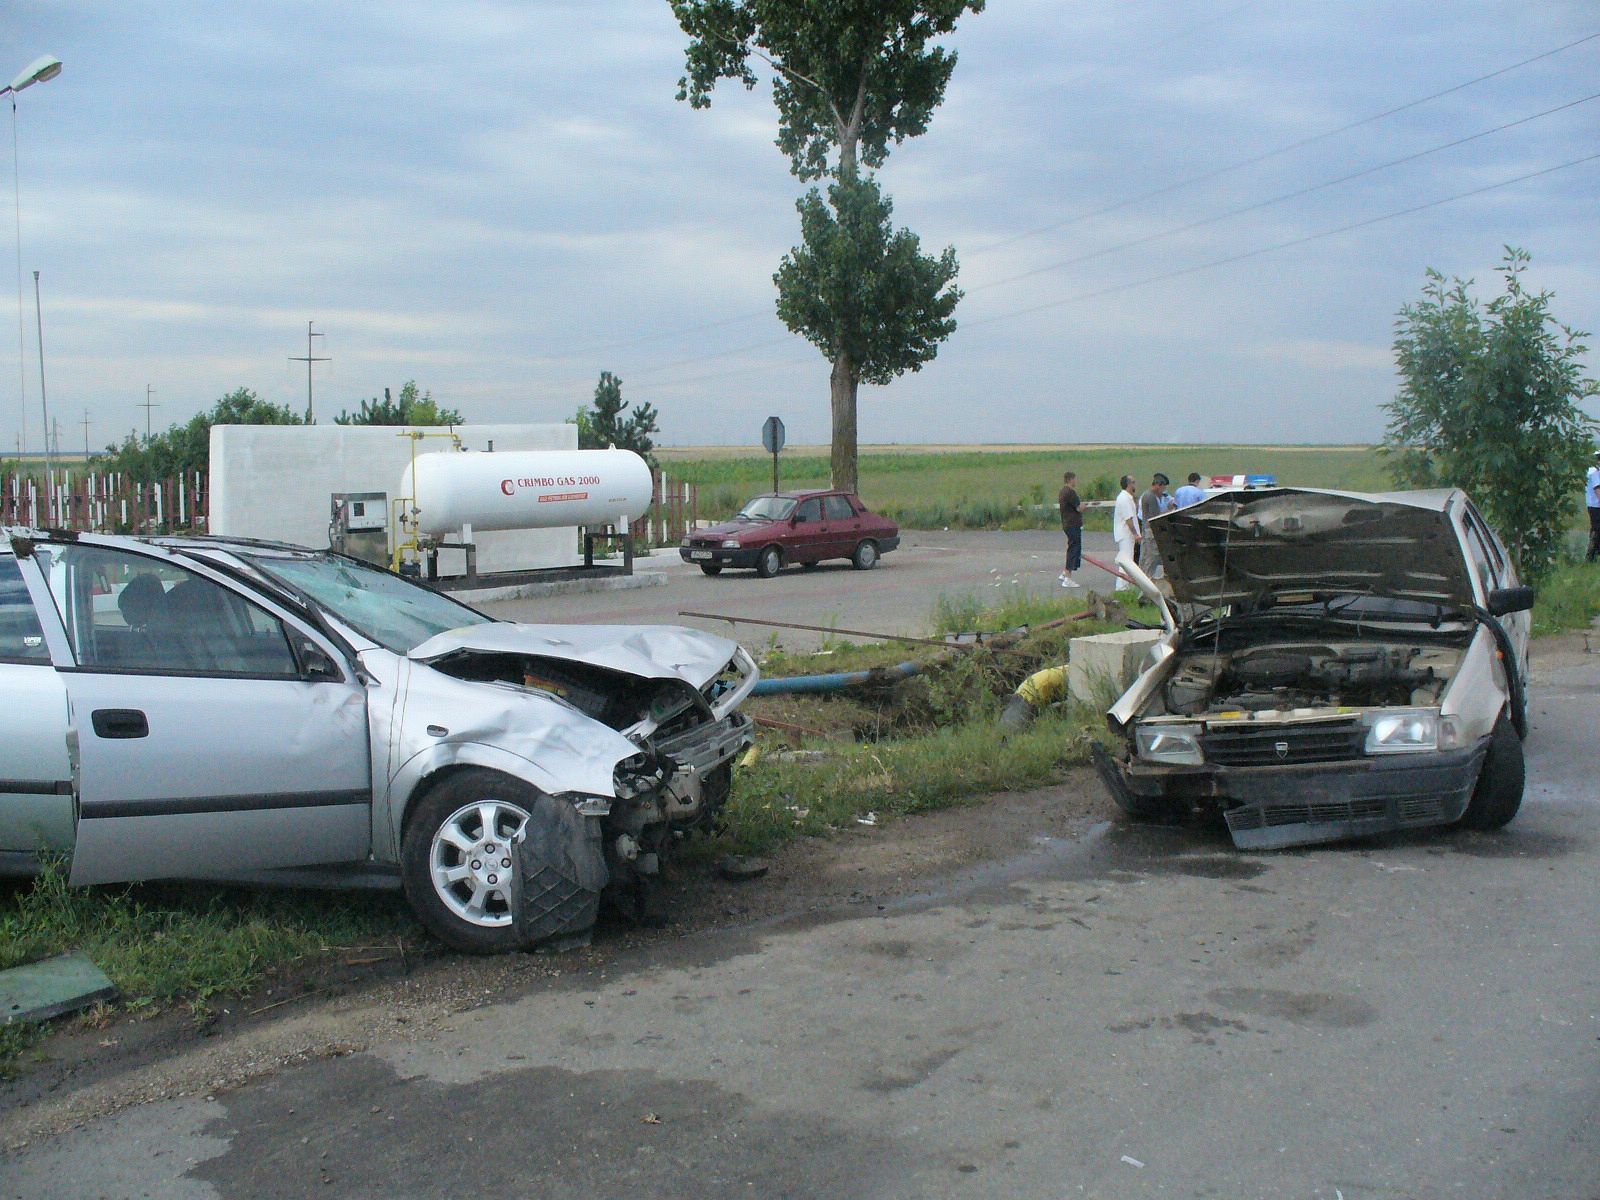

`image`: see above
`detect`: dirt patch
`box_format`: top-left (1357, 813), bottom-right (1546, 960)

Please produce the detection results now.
top-left (0, 769), bottom-right (1113, 1150)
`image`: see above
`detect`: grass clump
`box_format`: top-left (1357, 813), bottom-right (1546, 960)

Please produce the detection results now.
top-left (715, 590), bottom-right (1140, 859)
top-left (1530, 559), bottom-right (1600, 637)
top-left (711, 710), bottom-right (1100, 858)
top-left (0, 863), bottom-right (418, 1072)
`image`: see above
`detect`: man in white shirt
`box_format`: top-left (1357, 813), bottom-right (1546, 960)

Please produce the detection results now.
top-left (1112, 474), bottom-right (1141, 592)
top-left (1586, 449), bottom-right (1600, 563)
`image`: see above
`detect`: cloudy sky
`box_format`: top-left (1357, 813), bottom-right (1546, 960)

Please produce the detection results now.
top-left (5, 1), bottom-right (1596, 453)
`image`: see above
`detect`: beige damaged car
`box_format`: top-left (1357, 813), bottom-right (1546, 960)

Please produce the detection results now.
top-left (1093, 488), bottom-right (1533, 850)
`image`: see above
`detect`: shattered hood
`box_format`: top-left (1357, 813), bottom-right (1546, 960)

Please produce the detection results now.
top-left (1151, 487), bottom-right (1477, 611)
top-left (408, 622), bottom-right (743, 686)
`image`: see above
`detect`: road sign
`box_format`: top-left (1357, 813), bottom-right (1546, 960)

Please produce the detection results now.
top-left (761, 416), bottom-right (786, 455)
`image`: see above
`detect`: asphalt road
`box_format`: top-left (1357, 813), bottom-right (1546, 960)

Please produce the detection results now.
top-left (480, 528), bottom-right (1134, 652)
top-left (4, 544), bottom-right (1598, 1199)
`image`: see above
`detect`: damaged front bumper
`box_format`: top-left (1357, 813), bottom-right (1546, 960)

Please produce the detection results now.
top-left (1094, 740), bottom-right (1489, 850)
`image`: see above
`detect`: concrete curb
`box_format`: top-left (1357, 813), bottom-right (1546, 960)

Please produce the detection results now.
top-left (452, 572), bottom-right (668, 605)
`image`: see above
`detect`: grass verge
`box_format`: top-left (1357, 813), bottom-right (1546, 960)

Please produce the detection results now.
top-left (1531, 559), bottom-right (1600, 637)
top-left (0, 868), bottom-right (417, 1075)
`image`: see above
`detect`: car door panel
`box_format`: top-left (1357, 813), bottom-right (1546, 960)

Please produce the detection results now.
top-left (790, 498), bottom-right (829, 562)
top-left (66, 673), bottom-right (372, 883)
top-left (22, 539), bottom-right (374, 885)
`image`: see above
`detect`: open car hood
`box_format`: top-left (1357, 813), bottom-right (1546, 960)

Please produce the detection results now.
top-left (409, 622), bottom-right (743, 688)
top-left (1151, 487), bottom-right (1476, 611)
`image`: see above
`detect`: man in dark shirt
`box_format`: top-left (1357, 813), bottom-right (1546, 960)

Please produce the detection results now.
top-left (1137, 473), bottom-right (1170, 577)
top-left (1058, 471), bottom-right (1083, 588)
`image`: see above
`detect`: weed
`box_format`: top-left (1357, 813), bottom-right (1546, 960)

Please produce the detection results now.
top-left (1531, 558), bottom-right (1600, 637)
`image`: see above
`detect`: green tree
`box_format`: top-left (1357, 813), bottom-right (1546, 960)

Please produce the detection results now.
top-left (334, 381), bottom-right (462, 426)
top-left (776, 174), bottom-right (959, 480)
top-left (1384, 248), bottom-right (1597, 578)
top-left (101, 387), bottom-right (303, 482)
top-left (672, 0), bottom-right (981, 493)
top-left (572, 371), bottom-right (659, 464)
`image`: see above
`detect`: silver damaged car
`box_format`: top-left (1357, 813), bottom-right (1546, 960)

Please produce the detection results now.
top-left (0, 529), bottom-right (758, 952)
top-left (1094, 488), bottom-right (1533, 850)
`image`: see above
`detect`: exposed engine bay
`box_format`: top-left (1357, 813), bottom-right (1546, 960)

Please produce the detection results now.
top-left (1152, 637), bottom-right (1465, 717)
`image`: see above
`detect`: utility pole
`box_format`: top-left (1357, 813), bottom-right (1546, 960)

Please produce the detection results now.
top-left (139, 384), bottom-right (159, 439)
top-left (33, 269), bottom-right (51, 514)
top-left (80, 407), bottom-right (89, 457)
top-left (288, 320), bottom-right (330, 423)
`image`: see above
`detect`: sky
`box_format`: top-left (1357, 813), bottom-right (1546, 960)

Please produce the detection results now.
top-left (4, 0), bottom-right (1597, 454)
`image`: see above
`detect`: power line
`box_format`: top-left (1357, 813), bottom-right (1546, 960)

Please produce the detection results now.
top-left (962, 151), bottom-right (1600, 331)
top-left (972, 28), bottom-right (1600, 256)
top-left (629, 151), bottom-right (1600, 391)
top-left (969, 91), bottom-right (1600, 294)
top-left (573, 28), bottom-right (1600, 385)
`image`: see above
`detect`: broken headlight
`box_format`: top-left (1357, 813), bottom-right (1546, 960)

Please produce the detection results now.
top-left (613, 752), bottom-right (666, 799)
top-left (1134, 725), bottom-right (1204, 766)
top-left (1363, 710), bottom-right (1438, 754)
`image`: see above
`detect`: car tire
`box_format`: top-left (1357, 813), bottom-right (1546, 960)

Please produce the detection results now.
top-left (1458, 716), bottom-right (1524, 831)
top-left (755, 546), bottom-right (783, 578)
top-left (401, 770), bottom-right (538, 954)
top-left (851, 540), bottom-right (879, 570)
top-left (699, 563), bottom-right (723, 576)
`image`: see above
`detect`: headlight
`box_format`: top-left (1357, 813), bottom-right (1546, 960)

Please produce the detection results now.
top-left (1363, 710), bottom-right (1438, 754)
top-left (613, 752), bottom-right (666, 799)
top-left (721, 539), bottom-right (741, 549)
top-left (1135, 725), bottom-right (1204, 765)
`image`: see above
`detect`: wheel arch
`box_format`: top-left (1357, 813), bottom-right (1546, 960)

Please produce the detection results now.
top-left (383, 743), bottom-right (567, 862)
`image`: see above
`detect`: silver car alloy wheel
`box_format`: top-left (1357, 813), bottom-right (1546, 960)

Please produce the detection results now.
top-left (428, 798), bottom-right (532, 927)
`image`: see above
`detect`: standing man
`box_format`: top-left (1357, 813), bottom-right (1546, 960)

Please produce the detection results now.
top-left (1174, 472), bottom-right (1206, 508)
top-left (1058, 471), bottom-right (1083, 588)
top-left (1587, 449), bottom-right (1600, 563)
top-left (1112, 474), bottom-right (1141, 592)
top-left (1137, 473), bottom-right (1170, 578)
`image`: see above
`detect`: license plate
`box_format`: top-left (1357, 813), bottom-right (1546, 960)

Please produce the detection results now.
top-left (689, 550), bottom-right (712, 560)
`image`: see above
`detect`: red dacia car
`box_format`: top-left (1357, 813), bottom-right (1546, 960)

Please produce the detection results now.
top-left (679, 490), bottom-right (901, 577)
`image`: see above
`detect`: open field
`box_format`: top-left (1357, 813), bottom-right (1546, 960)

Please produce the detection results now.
top-left (657, 443), bottom-right (1391, 527)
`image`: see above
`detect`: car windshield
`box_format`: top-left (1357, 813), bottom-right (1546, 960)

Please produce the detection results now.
top-left (242, 552), bottom-right (495, 652)
top-left (735, 496), bottom-right (796, 521)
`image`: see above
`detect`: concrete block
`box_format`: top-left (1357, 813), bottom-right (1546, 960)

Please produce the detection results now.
top-left (2, 953), bottom-right (117, 1025)
top-left (1068, 629), bottom-right (1162, 703)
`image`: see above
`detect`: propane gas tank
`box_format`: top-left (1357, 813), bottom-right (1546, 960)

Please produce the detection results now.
top-left (401, 448), bottom-right (653, 537)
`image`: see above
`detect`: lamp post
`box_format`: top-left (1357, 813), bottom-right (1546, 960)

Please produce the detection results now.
top-left (4, 54), bottom-right (62, 465)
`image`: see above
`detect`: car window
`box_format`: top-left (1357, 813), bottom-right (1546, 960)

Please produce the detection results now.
top-left (795, 499), bottom-right (823, 523)
top-left (1459, 516), bottom-right (1499, 596)
top-left (36, 544), bottom-right (299, 676)
top-left (824, 495), bottom-right (854, 520)
top-left (0, 557), bottom-right (50, 663)
top-left (1462, 504), bottom-right (1510, 585)
top-left (736, 496), bottom-right (797, 521)
top-left (244, 552), bottom-right (493, 653)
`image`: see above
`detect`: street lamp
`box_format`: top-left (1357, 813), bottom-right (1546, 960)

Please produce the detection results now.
top-left (5, 54), bottom-right (61, 480)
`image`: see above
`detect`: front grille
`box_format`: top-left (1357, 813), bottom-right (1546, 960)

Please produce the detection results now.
top-left (1201, 719), bottom-right (1365, 766)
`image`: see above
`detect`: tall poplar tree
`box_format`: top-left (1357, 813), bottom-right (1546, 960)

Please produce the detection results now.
top-left (672, 0), bottom-right (982, 492)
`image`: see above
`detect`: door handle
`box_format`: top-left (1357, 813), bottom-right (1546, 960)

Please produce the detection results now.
top-left (91, 709), bottom-right (149, 739)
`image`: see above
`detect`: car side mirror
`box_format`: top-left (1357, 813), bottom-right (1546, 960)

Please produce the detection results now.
top-left (1487, 585), bottom-right (1535, 616)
